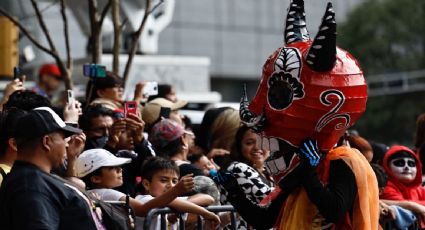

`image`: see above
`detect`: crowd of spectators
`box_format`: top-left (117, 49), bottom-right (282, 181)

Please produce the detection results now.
top-left (2, 63), bottom-right (425, 230)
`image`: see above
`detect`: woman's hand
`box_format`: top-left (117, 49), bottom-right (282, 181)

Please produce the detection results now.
top-left (133, 82), bottom-right (147, 104)
top-left (67, 133), bottom-right (87, 160)
top-left (202, 211), bottom-right (221, 229)
top-left (66, 133), bottom-right (86, 177)
top-left (63, 100), bottom-right (82, 123)
top-left (379, 200), bottom-right (396, 220)
top-left (125, 113), bottom-right (145, 144)
top-left (106, 119), bottom-right (126, 148)
top-left (0, 77), bottom-right (26, 110)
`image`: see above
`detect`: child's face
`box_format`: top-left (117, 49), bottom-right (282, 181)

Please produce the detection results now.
top-left (93, 166), bottom-right (124, 189)
top-left (389, 157), bottom-right (417, 184)
top-left (194, 156), bottom-right (216, 176)
top-left (143, 169), bottom-right (179, 197)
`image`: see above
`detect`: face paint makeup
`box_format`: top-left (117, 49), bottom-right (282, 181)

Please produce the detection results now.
top-left (389, 157), bottom-right (417, 184)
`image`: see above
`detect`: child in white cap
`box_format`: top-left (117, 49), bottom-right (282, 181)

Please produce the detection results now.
top-left (75, 148), bottom-right (194, 217)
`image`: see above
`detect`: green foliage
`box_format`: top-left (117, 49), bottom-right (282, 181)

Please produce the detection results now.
top-left (352, 92), bottom-right (425, 146)
top-left (339, 0), bottom-right (425, 145)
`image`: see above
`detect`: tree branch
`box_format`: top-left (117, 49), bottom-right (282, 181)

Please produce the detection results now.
top-left (30, 0), bottom-right (71, 89)
top-left (60, 0), bottom-right (71, 69)
top-left (60, 0), bottom-right (73, 90)
top-left (149, 0), bottom-right (164, 14)
top-left (30, 0), bottom-right (57, 53)
top-left (88, 0), bottom-right (101, 63)
top-left (0, 7), bottom-right (55, 57)
top-left (99, 1), bottom-right (111, 28)
top-left (111, 0), bottom-right (121, 74)
top-left (123, 0), bottom-right (152, 83)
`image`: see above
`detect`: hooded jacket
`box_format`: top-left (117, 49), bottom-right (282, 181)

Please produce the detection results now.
top-left (381, 145), bottom-right (425, 205)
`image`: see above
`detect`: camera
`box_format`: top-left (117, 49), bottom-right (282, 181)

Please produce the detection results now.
top-left (66, 89), bottom-right (75, 105)
top-left (143, 81), bottom-right (158, 97)
top-left (83, 64), bottom-right (106, 78)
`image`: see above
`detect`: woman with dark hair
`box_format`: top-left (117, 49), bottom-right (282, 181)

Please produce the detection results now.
top-left (195, 107), bottom-right (239, 160)
top-left (86, 71), bottom-right (124, 110)
top-left (214, 124), bottom-right (273, 229)
top-left (87, 71), bottom-right (145, 110)
top-left (230, 125), bottom-right (273, 186)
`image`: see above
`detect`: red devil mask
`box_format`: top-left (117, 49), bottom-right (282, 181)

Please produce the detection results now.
top-left (240, 0), bottom-right (368, 182)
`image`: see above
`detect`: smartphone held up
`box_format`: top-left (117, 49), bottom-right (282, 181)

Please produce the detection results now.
top-left (124, 101), bottom-right (138, 117)
top-left (66, 89), bottom-right (75, 105)
top-left (83, 64), bottom-right (106, 78)
top-left (143, 82), bottom-right (158, 97)
top-left (13, 67), bottom-right (24, 81)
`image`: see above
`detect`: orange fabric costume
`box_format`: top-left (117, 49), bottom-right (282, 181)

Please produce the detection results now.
top-left (278, 146), bottom-right (379, 230)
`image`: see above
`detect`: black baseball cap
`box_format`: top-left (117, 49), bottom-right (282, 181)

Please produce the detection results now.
top-left (15, 107), bottom-right (82, 144)
top-left (92, 71), bottom-right (123, 89)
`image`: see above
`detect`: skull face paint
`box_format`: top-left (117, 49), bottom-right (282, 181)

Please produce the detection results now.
top-left (389, 157), bottom-right (417, 184)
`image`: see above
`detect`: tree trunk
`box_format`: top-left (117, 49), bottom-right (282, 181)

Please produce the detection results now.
top-left (111, 0), bottom-right (121, 74)
top-left (123, 0), bottom-right (151, 84)
top-left (88, 0), bottom-right (101, 63)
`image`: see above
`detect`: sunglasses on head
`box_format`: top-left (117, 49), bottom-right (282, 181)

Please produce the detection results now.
top-left (392, 158), bottom-right (416, 167)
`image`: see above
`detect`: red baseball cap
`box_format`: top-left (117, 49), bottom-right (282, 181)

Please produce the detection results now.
top-left (38, 63), bottom-right (62, 79)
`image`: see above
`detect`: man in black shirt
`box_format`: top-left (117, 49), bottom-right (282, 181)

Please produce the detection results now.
top-left (0, 107), bottom-right (98, 230)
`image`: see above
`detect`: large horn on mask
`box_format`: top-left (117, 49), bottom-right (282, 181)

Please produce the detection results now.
top-left (305, 2), bottom-right (336, 72)
top-left (284, 0), bottom-right (310, 44)
top-left (240, 84), bottom-right (266, 133)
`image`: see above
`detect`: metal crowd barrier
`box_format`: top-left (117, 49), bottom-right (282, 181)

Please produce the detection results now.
top-left (143, 205), bottom-right (237, 230)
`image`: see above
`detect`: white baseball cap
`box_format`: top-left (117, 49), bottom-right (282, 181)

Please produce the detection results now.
top-left (75, 148), bottom-right (132, 178)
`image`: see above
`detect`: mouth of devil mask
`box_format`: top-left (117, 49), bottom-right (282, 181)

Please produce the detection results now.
top-left (257, 133), bottom-right (301, 183)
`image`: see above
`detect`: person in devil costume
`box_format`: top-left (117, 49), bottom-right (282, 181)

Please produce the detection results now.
top-left (213, 0), bottom-right (379, 229)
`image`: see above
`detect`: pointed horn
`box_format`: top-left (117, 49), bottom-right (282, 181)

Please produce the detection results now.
top-left (284, 0), bottom-right (310, 44)
top-left (305, 2), bottom-right (336, 72)
top-left (240, 84), bottom-right (267, 132)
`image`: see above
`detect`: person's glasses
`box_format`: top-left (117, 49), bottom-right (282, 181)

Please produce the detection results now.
top-left (392, 158), bottom-right (416, 167)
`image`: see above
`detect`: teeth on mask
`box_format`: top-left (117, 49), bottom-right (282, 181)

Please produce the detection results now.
top-left (275, 156), bottom-right (287, 171)
top-left (269, 138), bottom-right (279, 152)
top-left (262, 137), bottom-right (270, 151)
top-left (256, 134), bottom-right (262, 150)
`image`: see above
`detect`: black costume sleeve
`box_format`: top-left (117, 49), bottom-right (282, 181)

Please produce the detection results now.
top-left (225, 188), bottom-right (288, 230)
top-left (179, 163), bottom-right (204, 177)
top-left (301, 159), bottom-right (357, 223)
top-left (133, 138), bottom-right (156, 161)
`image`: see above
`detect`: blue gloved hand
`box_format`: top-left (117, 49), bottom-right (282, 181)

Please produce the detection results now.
top-left (211, 170), bottom-right (240, 194)
top-left (298, 139), bottom-right (321, 167)
top-left (211, 170), bottom-right (232, 184)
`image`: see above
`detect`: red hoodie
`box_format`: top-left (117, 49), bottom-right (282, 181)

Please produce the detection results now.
top-left (381, 145), bottom-right (425, 206)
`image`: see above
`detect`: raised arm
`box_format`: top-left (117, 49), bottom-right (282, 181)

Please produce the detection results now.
top-left (125, 174), bottom-right (194, 216)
